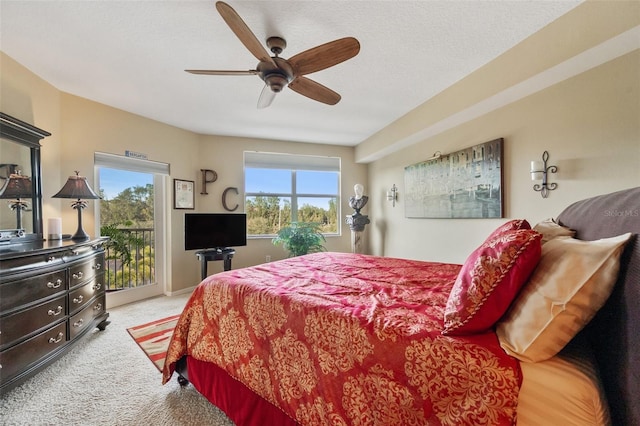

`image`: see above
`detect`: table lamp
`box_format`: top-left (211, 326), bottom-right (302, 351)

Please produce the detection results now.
top-left (0, 173), bottom-right (33, 229)
top-left (53, 171), bottom-right (101, 240)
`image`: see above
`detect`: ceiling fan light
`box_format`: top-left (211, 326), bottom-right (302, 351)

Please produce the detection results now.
top-left (266, 74), bottom-right (288, 92)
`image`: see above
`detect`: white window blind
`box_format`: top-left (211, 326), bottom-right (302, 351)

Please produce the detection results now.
top-left (94, 152), bottom-right (170, 175)
top-left (244, 151), bottom-right (340, 172)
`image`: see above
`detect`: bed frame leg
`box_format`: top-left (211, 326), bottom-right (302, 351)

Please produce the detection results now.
top-left (177, 374), bottom-right (189, 387)
top-left (175, 356), bottom-right (190, 386)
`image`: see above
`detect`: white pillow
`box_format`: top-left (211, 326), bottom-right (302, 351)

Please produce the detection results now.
top-left (533, 218), bottom-right (576, 244)
top-left (496, 233), bottom-right (631, 362)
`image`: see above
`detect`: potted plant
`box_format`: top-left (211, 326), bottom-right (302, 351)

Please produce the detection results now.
top-left (272, 222), bottom-right (327, 257)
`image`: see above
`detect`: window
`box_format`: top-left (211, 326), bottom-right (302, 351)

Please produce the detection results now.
top-left (244, 152), bottom-right (340, 236)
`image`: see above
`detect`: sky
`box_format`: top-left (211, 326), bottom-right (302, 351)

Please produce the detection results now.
top-left (99, 168), bottom-right (152, 200)
top-left (245, 169), bottom-right (338, 195)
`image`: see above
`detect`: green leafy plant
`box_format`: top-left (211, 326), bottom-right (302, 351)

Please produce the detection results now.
top-left (100, 221), bottom-right (144, 266)
top-left (272, 222), bottom-right (327, 257)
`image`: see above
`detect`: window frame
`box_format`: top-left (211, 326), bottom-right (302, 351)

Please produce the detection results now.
top-left (244, 152), bottom-right (341, 238)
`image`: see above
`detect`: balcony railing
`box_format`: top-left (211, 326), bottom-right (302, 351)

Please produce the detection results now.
top-left (104, 228), bottom-right (155, 291)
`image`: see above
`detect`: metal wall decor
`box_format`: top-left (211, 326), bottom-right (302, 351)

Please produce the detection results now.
top-left (200, 169), bottom-right (218, 195)
top-left (386, 184), bottom-right (398, 207)
top-left (404, 138), bottom-right (504, 219)
top-left (222, 187), bottom-right (239, 211)
top-left (530, 151), bottom-right (558, 198)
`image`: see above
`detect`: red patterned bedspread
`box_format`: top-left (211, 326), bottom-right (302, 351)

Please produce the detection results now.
top-left (163, 252), bottom-right (521, 425)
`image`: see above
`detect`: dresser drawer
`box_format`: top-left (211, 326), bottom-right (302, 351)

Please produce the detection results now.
top-left (69, 293), bottom-right (106, 340)
top-left (69, 254), bottom-right (105, 289)
top-left (0, 295), bottom-right (67, 350)
top-left (0, 250), bottom-right (65, 274)
top-left (68, 275), bottom-right (104, 314)
top-left (0, 322), bottom-right (67, 386)
top-left (0, 270), bottom-right (67, 313)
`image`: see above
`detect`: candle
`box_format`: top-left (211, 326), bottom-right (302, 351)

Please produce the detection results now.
top-left (530, 161), bottom-right (543, 181)
top-left (48, 217), bottom-right (62, 240)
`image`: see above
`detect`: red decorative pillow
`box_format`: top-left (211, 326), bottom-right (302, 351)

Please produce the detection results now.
top-left (485, 219), bottom-right (531, 241)
top-left (443, 229), bottom-right (542, 335)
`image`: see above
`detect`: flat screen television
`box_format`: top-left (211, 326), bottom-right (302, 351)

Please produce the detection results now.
top-left (184, 213), bottom-right (247, 250)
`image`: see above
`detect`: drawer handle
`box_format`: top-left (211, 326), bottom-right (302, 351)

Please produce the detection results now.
top-left (48, 332), bottom-right (64, 344)
top-left (48, 306), bottom-right (63, 316)
top-left (93, 263), bottom-right (102, 270)
top-left (73, 318), bottom-right (84, 328)
top-left (47, 279), bottom-right (63, 289)
top-left (92, 283), bottom-right (102, 291)
top-left (94, 303), bottom-right (103, 311)
top-left (73, 295), bottom-right (84, 304)
top-left (72, 271), bottom-right (84, 280)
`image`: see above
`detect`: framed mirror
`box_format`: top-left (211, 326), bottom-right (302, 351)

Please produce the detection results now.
top-left (0, 113), bottom-right (50, 243)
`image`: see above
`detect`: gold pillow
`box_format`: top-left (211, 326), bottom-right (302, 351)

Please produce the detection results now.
top-left (496, 233), bottom-right (631, 362)
top-left (533, 218), bottom-right (576, 244)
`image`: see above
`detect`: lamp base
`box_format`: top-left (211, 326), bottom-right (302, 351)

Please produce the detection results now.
top-left (71, 205), bottom-right (90, 240)
top-left (71, 229), bottom-right (90, 240)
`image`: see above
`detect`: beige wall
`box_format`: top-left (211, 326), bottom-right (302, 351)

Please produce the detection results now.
top-left (58, 94), bottom-right (202, 292)
top-left (1, 53), bottom-right (63, 226)
top-left (366, 51), bottom-right (639, 264)
top-left (361, 0), bottom-right (639, 264)
top-left (194, 135), bottom-right (365, 273)
top-left (1, 52), bottom-right (366, 293)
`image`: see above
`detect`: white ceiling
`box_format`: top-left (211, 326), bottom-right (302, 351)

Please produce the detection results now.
top-left (0, 0), bottom-right (582, 147)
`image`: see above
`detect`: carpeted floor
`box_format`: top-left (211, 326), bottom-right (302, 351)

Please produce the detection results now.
top-left (0, 293), bottom-right (235, 426)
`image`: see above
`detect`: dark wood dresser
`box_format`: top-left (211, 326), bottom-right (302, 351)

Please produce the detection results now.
top-left (0, 237), bottom-right (110, 394)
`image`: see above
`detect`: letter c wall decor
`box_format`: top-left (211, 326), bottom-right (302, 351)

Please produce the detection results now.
top-left (222, 187), bottom-right (239, 211)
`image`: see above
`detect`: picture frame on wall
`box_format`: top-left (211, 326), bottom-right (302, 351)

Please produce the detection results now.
top-left (173, 179), bottom-right (195, 209)
top-left (404, 138), bottom-right (504, 219)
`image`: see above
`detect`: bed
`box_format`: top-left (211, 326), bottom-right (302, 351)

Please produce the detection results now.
top-left (163, 187), bottom-right (639, 425)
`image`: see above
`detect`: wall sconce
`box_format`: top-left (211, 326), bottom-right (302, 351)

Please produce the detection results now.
top-left (53, 171), bottom-right (101, 240)
top-left (386, 184), bottom-right (398, 207)
top-left (530, 151), bottom-right (558, 198)
top-left (0, 172), bottom-right (33, 229)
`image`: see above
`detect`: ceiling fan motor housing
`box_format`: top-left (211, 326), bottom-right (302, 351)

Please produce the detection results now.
top-left (258, 57), bottom-right (293, 93)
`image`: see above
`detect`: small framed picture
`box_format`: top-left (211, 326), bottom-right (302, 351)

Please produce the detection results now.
top-left (174, 179), bottom-right (195, 209)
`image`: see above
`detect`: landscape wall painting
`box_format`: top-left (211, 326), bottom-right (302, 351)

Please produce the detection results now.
top-left (404, 138), bottom-right (504, 219)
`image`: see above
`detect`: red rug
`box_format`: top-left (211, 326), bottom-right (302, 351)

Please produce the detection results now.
top-left (127, 314), bottom-right (180, 372)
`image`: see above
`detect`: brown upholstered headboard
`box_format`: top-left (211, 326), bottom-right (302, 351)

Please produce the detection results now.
top-left (556, 187), bottom-right (639, 426)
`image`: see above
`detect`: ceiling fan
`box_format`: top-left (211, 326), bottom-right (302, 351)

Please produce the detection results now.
top-left (186, 1), bottom-right (360, 108)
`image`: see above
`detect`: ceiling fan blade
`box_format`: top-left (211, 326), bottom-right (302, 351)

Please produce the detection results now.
top-left (257, 85), bottom-right (276, 109)
top-left (288, 37), bottom-right (360, 76)
top-left (215, 1), bottom-right (276, 66)
top-left (288, 76), bottom-right (340, 105)
top-left (185, 69), bottom-right (258, 76)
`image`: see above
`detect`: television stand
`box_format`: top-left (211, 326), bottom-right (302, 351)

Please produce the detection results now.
top-left (195, 248), bottom-right (235, 280)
